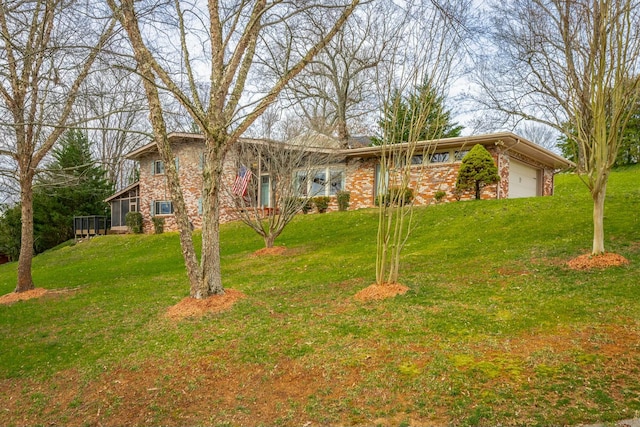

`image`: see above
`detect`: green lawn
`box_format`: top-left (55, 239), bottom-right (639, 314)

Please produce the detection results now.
top-left (1, 166), bottom-right (639, 426)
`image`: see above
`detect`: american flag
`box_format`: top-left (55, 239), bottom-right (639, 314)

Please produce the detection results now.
top-left (232, 165), bottom-right (252, 196)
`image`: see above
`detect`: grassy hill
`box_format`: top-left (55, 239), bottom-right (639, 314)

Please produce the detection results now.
top-left (1, 166), bottom-right (639, 426)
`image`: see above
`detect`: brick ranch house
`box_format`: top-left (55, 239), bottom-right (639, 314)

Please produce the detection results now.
top-left (105, 132), bottom-right (573, 234)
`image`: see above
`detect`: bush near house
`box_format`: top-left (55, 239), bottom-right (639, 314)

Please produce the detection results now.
top-left (376, 187), bottom-right (414, 206)
top-left (336, 191), bottom-right (351, 211)
top-left (312, 196), bottom-right (330, 213)
top-left (152, 217), bottom-right (165, 234)
top-left (125, 211), bottom-right (143, 234)
top-left (455, 144), bottom-right (501, 200)
top-left (301, 199), bottom-right (314, 214)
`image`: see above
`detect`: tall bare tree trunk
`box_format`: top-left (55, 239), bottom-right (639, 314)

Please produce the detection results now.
top-left (200, 140), bottom-right (226, 297)
top-left (336, 112), bottom-right (349, 147)
top-left (591, 179), bottom-right (607, 254)
top-left (16, 178), bottom-right (34, 293)
top-left (110, 0), bottom-right (360, 299)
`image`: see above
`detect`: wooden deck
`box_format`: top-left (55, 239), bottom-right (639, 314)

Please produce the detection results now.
top-left (74, 216), bottom-right (108, 239)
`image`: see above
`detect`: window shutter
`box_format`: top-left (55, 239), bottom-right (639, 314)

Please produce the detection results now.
top-left (199, 153), bottom-right (204, 170)
top-left (198, 198), bottom-right (203, 215)
top-left (174, 157), bottom-right (179, 172)
top-left (150, 201), bottom-right (155, 216)
top-left (151, 161), bottom-right (155, 175)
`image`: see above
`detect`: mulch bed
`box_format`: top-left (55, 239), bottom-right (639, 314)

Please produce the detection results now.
top-left (567, 252), bottom-right (629, 270)
top-left (251, 246), bottom-right (287, 257)
top-left (354, 283), bottom-right (409, 302)
top-left (0, 288), bottom-right (48, 305)
top-left (164, 289), bottom-right (246, 320)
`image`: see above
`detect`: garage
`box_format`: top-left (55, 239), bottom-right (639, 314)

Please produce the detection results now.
top-left (509, 160), bottom-right (540, 198)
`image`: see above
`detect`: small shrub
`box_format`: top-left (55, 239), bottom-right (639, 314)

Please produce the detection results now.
top-left (376, 187), bottom-right (414, 206)
top-left (336, 191), bottom-right (350, 211)
top-left (453, 186), bottom-right (463, 201)
top-left (301, 199), bottom-right (314, 214)
top-left (455, 144), bottom-right (500, 200)
top-left (125, 211), bottom-right (143, 234)
top-left (434, 190), bottom-right (446, 203)
top-left (313, 196), bottom-right (330, 213)
top-left (152, 216), bottom-right (164, 234)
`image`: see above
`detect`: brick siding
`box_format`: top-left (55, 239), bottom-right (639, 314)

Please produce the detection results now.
top-left (134, 139), bottom-right (558, 233)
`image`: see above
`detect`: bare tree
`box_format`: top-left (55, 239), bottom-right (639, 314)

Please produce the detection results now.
top-left (77, 68), bottom-right (149, 189)
top-left (474, 0), bottom-right (640, 254)
top-left (284, 0), bottom-right (400, 146)
top-left (516, 121), bottom-right (561, 153)
top-left (226, 135), bottom-right (341, 248)
top-left (374, 0), bottom-right (470, 285)
top-left (107, 0), bottom-right (360, 299)
top-left (0, 0), bottom-right (116, 292)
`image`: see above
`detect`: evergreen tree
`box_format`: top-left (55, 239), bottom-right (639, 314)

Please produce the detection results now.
top-left (372, 82), bottom-right (463, 145)
top-left (455, 144), bottom-right (501, 200)
top-left (36, 130), bottom-right (113, 251)
top-left (0, 206), bottom-right (22, 262)
top-left (0, 130), bottom-right (113, 256)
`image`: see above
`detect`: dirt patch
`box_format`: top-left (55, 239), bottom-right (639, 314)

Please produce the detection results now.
top-left (354, 283), bottom-right (409, 302)
top-left (252, 246), bottom-right (287, 257)
top-left (164, 289), bottom-right (246, 320)
top-left (567, 252), bottom-right (629, 270)
top-left (0, 287), bottom-right (48, 305)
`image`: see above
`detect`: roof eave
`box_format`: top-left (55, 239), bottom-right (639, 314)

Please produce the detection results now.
top-left (104, 181), bottom-right (140, 203)
top-left (342, 132), bottom-right (574, 170)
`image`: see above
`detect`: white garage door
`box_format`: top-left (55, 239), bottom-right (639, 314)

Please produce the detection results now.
top-left (509, 161), bottom-right (539, 198)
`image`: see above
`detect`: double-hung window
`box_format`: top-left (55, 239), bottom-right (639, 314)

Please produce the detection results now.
top-left (151, 157), bottom-right (179, 175)
top-left (294, 171), bottom-right (307, 196)
top-left (152, 160), bottom-right (165, 175)
top-left (310, 170), bottom-right (326, 196)
top-left (152, 200), bottom-right (173, 216)
top-left (329, 170), bottom-right (344, 195)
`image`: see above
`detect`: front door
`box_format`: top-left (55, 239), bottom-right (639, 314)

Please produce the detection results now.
top-left (260, 175), bottom-right (271, 207)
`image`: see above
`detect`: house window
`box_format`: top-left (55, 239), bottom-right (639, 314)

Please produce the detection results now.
top-left (310, 170), bottom-right (326, 196)
top-left (375, 163), bottom-right (389, 198)
top-left (152, 160), bottom-right (165, 175)
top-left (153, 200), bottom-right (173, 215)
top-left (295, 167), bottom-right (345, 197)
top-left (430, 152), bottom-right (450, 163)
top-left (329, 170), bottom-right (343, 195)
top-left (295, 171), bottom-right (308, 196)
top-left (455, 150), bottom-right (469, 161)
top-left (411, 155), bottom-right (424, 165)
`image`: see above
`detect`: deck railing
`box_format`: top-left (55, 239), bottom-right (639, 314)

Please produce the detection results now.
top-left (73, 216), bottom-right (109, 239)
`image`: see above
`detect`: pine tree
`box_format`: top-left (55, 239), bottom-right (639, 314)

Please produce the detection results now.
top-left (373, 82), bottom-right (463, 145)
top-left (1, 130), bottom-right (114, 255)
top-left (35, 130), bottom-right (113, 251)
top-left (455, 144), bottom-right (501, 200)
